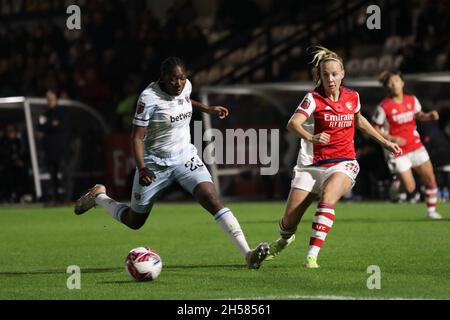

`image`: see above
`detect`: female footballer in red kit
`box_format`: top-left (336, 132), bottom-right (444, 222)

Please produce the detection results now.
top-left (266, 47), bottom-right (402, 268)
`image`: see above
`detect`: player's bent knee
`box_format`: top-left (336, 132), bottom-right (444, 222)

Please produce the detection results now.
top-left (128, 222), bottom-right (144, 230)
top-left (124, 210), bottom-right (149, 230)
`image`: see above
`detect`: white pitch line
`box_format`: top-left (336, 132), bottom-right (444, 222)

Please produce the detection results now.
top-left (226, 294), bottom-right (428, 300)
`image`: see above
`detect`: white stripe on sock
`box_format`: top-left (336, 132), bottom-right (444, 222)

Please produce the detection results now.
top-left (307, 245), bottom-right (321, 258)
top-left (427, 207), bottom-right (436, 213)
top-left (314, 215), bottom-right (334, 227)
top-left (317, 207), bottom-right (335, 215)
top-left (310, 230), bottom-right (327, 241)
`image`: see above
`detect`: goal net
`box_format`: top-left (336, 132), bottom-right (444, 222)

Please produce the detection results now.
top-left (0, 97), bottom-right (109, 202)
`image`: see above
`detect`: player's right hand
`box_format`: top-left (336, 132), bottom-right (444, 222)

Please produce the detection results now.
top-left (139, 167), bottom-right (156, 186)
top-left (209, 106), bottom-right (229, 119)
top-left (429, 110), bottom-right (439, 121)
top-left (384, 141), bottom-right (403, 157)
top-left (311, 132), bottom-right (330, 144)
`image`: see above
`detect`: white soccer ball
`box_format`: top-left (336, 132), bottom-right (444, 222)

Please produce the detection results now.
top-left (125, 246), bottom-right (162, 282)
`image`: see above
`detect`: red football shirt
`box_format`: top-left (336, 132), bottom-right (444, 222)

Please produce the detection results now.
top-left (372, 94), bottom-right (422, 154)
top-left (295, 86), bottom-right (361, 166)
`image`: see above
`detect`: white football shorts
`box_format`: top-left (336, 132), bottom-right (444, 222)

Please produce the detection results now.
top-left (386, 146), bottom-right (430, 174)
top-left (291, 160), bottom-right (360, 194)
top-left (131, 155), bottom-right (212, 213)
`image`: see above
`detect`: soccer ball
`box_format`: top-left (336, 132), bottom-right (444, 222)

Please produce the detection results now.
top-left (125, 246), bottom-right (162, 282)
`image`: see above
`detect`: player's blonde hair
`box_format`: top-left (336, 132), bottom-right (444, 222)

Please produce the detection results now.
top-left (309, 46), bottom-right (344, 86)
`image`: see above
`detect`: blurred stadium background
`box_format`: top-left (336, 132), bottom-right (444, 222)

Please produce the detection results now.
top-left (1, 0), bottom-right (450, 205)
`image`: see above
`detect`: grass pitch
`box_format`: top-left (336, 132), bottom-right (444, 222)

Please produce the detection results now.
top-left (0, 201), bottom-right (449, 300)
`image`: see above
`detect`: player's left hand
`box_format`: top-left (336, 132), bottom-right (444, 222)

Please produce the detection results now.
top-left (209, 106), bottom-right (229, 119)
top-left (429, 110), bottom-right (439, 121)
top-left (138, 167), bottom-right (156, 186)
top-left (384, 140), bottom-right (402, 157)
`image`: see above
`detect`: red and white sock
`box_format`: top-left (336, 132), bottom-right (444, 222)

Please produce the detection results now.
top-left (424, 188), bottom-right (438, 213)
top-left (307, 201), bottom-right (335, 259)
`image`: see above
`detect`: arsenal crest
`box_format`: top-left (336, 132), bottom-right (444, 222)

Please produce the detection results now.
top-left (134, 192), bottom-right (141, 201)
top-left (185, 96), bottom-right (190, 103)
top-left (346, 102), bottom-right (352, 110)
top-left (299, 98), bottom-right (310, 109)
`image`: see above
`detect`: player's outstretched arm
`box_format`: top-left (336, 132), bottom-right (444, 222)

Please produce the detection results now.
top-left (287, 113), bottom-right (330, 144)
top-left (131, 125), bottom-right (156, 186)
top-left (355, 112), bottom-right (402, 155)
top-left (191, 99), bottom-right (229, 119)
top-left (415, 110), bottom-right (439, 122)
top-left (372, 123), bottom-right (406, 146)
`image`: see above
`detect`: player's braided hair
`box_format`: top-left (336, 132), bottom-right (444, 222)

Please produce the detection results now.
top-left (378, 69), bottom-right (403, 87)
top-left (309, 46), bottom-right (344, 86)
top-left (160, 57), bottom-right (186, 77)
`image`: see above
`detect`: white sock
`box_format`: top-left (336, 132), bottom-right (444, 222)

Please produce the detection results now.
top-left (214, 208), bottom-right (250, 256)
top-left (307, 245), bottom-right (321, 259)
top-left (95, 194), bottom-right (128, 222)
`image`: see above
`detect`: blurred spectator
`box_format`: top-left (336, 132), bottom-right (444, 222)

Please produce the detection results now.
top-left (398, 43), bottom-right (427, 73)
top-left (116, 75), bottom-right (141, 132)
top-left (139, 45), bottom-right (161, 82)
top-left (184, 25), bottom-right (208, 62)
top-left (165, 0), bottom-right (198, 38)
top-left (75, 66), bottom-right (113, 118)
top-left (215, 0), bottom-right (262, 31)
top-left (0, 124), bottom-right (30, 203)
top-left (415, 0), bottom-right (449, 67)
top-left (37, 90), bottom-right (71, 205)
top-left (397, 0), bottom-right (413, 37)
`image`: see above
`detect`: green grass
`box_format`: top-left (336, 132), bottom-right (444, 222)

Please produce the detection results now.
top-left (0, 201), bottom-right (449, 300)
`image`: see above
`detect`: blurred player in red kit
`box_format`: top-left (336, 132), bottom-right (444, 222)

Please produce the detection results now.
top-left (372, 69), bottom-right (442, 219)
